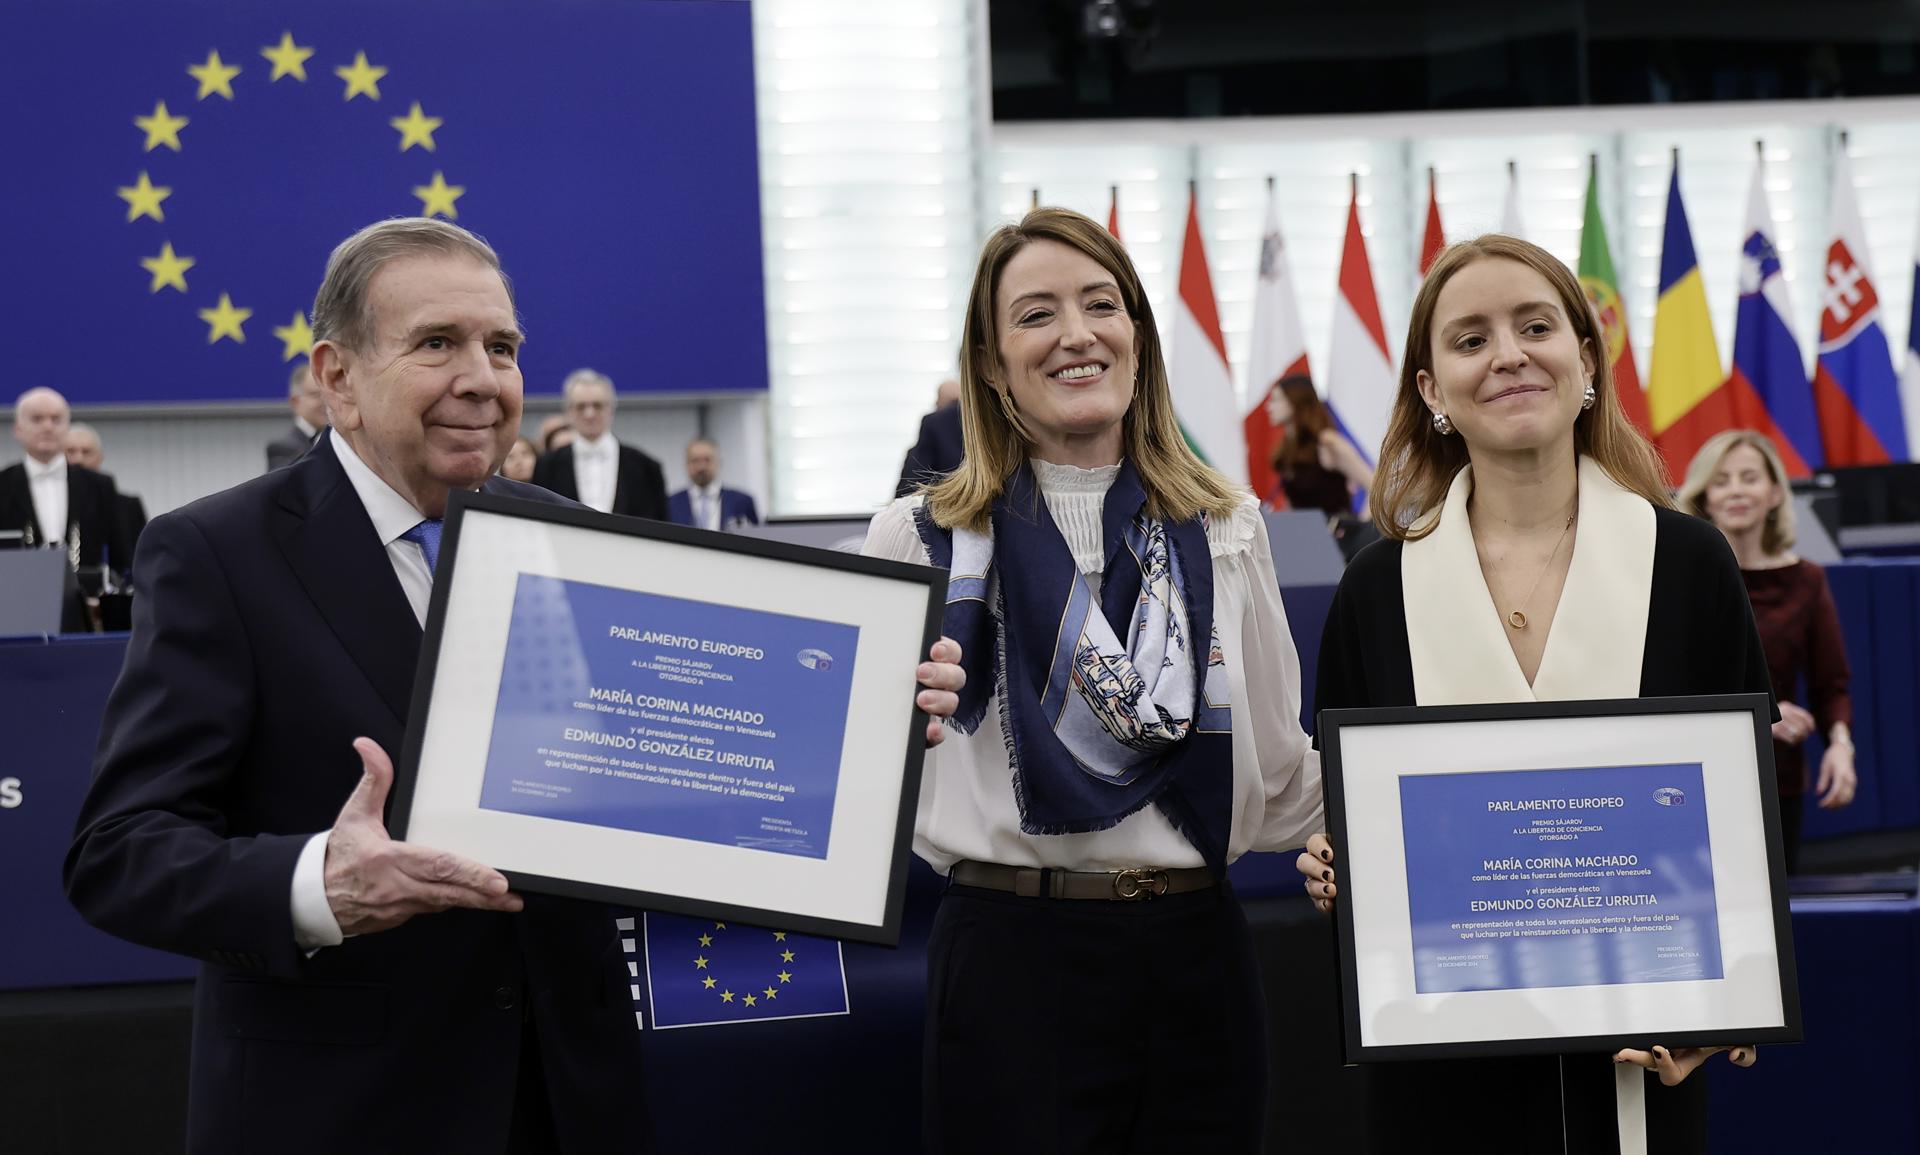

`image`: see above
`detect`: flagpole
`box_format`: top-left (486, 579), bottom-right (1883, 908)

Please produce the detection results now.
top-left (1029, 187), bottom-right (1039, 211)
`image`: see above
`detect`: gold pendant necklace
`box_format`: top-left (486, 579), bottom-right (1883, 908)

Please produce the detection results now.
top-left (1507, 512), bottom-right (1576, 630)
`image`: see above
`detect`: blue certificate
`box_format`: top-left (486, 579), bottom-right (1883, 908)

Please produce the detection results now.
top-left (478, 574), bottom-right (860, 859)
top-left (1398, 763), bottom-right (1722, 994)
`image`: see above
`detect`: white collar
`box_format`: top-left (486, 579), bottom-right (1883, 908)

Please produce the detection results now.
top-left (1400, 455), bottom-right (1655, 704)
top-left (25, 454), bottom-right (65, 482)
top-left (575, 432), bottom-right (617, 457)
top-left (294, 415), bottom-right (318, 439)
top-left (691, 479), bottom-right (722, 499)
top-left (330, 429), bottom-right (438, 547)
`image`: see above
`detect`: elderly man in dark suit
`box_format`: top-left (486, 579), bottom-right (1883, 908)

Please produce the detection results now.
top-left (266, 360), bottom-right (329, 470)
top-left (531, 368), bottom-right (668, 520)
top-left (65, 217), bottom-right (970, 1153)
top-left (0, 387), bottom-right (133, 575)
top-left (66, 421), bottom-right (149, 558)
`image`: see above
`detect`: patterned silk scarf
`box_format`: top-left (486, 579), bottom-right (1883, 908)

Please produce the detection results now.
top-left (916, 461), bottom-right (1235, 871)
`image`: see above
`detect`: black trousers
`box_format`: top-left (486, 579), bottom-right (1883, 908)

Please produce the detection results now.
top-left (922, 881), bottom-right (1268, 1155)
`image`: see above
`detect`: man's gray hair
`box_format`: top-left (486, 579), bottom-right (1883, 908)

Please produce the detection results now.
top-left (310, 217), bottom-right (514, 351)
top-left (287, 360), bottom-right (312, 394)
top-left (562, 368), bottom-right (615, 401)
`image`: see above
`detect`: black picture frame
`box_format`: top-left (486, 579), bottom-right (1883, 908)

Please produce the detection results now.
top-left (1320, 693), bottom-right (1802, 1063)
top-left (389, 490), bottom-right (947, 947)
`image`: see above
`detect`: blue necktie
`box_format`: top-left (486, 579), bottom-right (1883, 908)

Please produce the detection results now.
top-left (401, 518), bottom-right (444, 574)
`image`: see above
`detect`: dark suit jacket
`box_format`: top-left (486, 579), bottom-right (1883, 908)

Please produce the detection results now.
top-left (64, 436), bottom-right (647, 1152)
top-left (895, 402), bottom-right (964, 497)
top-left (666, 486), bottom-right (759, 529)
top-left (0, 460), bottom-right (133, 575)
top-left (533, 440), bottom-right (668, 520)
top-left (115, 491), bottom-right (148, 559)
top-left (265, 423), bottom-right (321, 471)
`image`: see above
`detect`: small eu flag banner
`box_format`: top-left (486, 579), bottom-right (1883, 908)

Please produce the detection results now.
top-left (619, 913), bottom-right (852, 1030)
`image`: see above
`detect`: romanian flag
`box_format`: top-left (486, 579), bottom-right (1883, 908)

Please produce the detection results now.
top-left (1576, 157), bottom-right (1652, 436)
top-left (1647, 157), bottom-right (1736, 478)
top-left (1418, 167), bottom-right (1446, 276)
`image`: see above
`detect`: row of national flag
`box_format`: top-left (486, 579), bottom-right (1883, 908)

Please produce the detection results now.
top-left (1133, 151), bottom-right (1920, 504)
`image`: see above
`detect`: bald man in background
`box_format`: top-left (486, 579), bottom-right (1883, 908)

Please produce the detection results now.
top-left (266, 361), bottom-right (329, 471)
top-left (0, 387), bottom-right (133, 576)
top-left (66, 421), bottom-right (149, 559)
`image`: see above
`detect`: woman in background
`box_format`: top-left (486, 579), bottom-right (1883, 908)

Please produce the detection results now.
top-left (501, 435), bottom-right (539, 482)
top-left (1680, 429), bottom-right (1856, 871)
top-left (1265, 374), bottom-right (1373, 516)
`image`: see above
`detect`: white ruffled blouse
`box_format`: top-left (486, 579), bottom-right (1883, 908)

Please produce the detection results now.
top-left (862, 460), bottom-right (1323, 872)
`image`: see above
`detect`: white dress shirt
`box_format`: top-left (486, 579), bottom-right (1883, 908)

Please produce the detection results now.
top-left (572, 433), bottom-right (619, 513)
top-left (24, 454), bottom-right (67, 546)
top-left (688, 480), bottom-right (723, 531)
top-left (294, 414), bottom-right (318, 440)
top-left (861, 459), bottom-right (1323, 873)
top-left (289, 431), bottom-right (443, 950)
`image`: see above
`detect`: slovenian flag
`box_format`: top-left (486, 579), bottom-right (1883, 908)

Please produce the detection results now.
top-left (1647, 155), bottom-right (1734, 479)
top-left (1325, 175), bottom-right (1395, 466)
top-left (1169, 183), bottom-right (1248, 484)
top-left (1813, 148), bottom-right (1911, 465)
top-left (1728, 149), bottom-right (1818, 475)
top-left (1243, 177), bottom-right (1311, 507)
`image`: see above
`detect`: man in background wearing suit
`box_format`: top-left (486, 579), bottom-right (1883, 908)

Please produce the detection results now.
top-left (0, 387), bottom-right (133, 575)
top-left (65, 218), bottom-right (967, 1153)
top-left (265, 359), bottom-right (328, 470)
top-left (531, 368), bottom-right (668, 519)
top-left (667, 437), bottom-right (758, 531)
top-left (895, 377), bottom-right (964, 497)
top-left (65, 422), bottom-right (149, 558)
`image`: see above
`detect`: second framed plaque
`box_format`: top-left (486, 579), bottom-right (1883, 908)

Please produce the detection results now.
top-left (389, 491), bottom-right (947, 947)
top-left (1322, 695), bottom-right (1802, 1063)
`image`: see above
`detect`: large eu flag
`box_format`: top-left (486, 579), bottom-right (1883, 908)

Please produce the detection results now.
top-left (623, 912), bottom-right (851, 1030)
top-left (2, 0), bottom-right (765, 405)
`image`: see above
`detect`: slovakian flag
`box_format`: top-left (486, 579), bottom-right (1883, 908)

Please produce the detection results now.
top-left (1169, 183), bottom-right (1248, 485)
top-left (1728, 150), bottom-right (1818, 476)
top-left (1324, 175), bottom-right (1395, 466)
top-left (1243, 178), bottom-right (1310, 507)
top-left (1577, 156), bottom-right (1653, 437)
top-left (1647, 156), bottom-right (1735, 479)
top-left (1812, 149), bottom-right (1911, 465)
top-left (1419, 166), bottom-right (1446, 276)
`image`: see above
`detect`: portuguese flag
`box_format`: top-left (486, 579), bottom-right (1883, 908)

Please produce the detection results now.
top-left (1578, 156), bottom-right (1653, 436)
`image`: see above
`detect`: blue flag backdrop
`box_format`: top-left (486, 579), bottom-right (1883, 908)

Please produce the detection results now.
top-left (2, 0), bottom-right (765, 405)
top-left (628, 911), bottom-right (851, 1030)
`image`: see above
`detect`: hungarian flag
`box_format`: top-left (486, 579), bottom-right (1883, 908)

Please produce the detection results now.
top-left (1577, 157), bottom-right (1652, 435)
top-left (1325, 176), bottom-right (1394, 467)
top-left (1728, 151), bottom-right (1817, 475)
top-left (1647, 155), bottom-right (1733, 478)
top-left (1243, 179), bottom-right (1310, 508)
top-left (1170, 184), bottom-right (1247, 485)
top-left (1419, 167), bottom-right (1446, 276)
top-left (1812, 149), bottom-right (1911, 465)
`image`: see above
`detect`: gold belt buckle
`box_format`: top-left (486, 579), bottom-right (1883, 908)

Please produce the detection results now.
top-left (1113, 868), bottom-right (1169, 900)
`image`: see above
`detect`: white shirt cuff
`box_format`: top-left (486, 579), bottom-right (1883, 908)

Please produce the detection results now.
top-left (291, 831), bottom-right (345, 951)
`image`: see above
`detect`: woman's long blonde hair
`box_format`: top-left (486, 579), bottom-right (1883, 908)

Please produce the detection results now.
top-left (1369, 235), bottom-right (1674, 540)
top-left (923, 207), bottom-right (1242, 532)
top-left (1676, 429), bottom-right (1798, 555)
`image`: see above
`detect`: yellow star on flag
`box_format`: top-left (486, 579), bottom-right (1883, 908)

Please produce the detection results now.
top-left (390, 102), bottom-right (443, 152)
top-left (272, 312), bottom-right (314, 361)
top-left (335, 52), bottom-right (388, 101)
top-left (187, 50), bottom-right (241, 100)
top-left (719, 990), bottom-right (734, 1003)
top-left (773, 932), bottom-right (787, 941)
top-left (743, 994), bottom-right (757, 1007)
top-left (261, 33), bottom-right (315, 82)
top-left (697, 934), bottom-right (712, 948)
top-left (413, 171), bottom-right (464, 219)
top-left (701, 976), bottom-right (716, 990)
top-left (140, 243), bottom-right (194, 293)
top-left (693, 956), bottom-right (708, 969)
top-left (763, 987), bottom-right (777, 999)
top-left (198, 294), bottom-right (252, 344)
top-left (776, 970), bottom-right (792, 984)
top-left (714, 923), bottom-right (727, 930)
top-left (780, 949), bottom-right (795, 963)
top-left (117, 171), bottom-right (172, 222)
top-left (135, 101), bottom-right (189, 152)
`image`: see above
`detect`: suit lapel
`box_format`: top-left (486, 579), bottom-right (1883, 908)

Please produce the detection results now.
top-left (272, 437), bottom-right (424, 726)
top-left (1402, 466), bottom-right (1537, 706)
top-left (611, 446), bottom-right (630, 513)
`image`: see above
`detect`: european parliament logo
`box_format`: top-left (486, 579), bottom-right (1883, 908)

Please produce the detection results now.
top-left (618, 913), bottom-right (851, 1030)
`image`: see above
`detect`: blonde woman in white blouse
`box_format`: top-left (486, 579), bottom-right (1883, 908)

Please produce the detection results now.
top-left (863, 207), bottom-right (1322, 1155)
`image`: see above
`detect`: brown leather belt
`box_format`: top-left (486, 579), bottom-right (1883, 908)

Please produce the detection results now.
top-left (949, 859), bottom-right (1217, 901)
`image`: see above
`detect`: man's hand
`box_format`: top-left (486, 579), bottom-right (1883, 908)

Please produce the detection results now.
top-left (323, 737), bottom-right (524, 937)
top-left (915, 636), bottom-right (966, 748)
